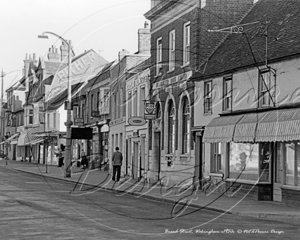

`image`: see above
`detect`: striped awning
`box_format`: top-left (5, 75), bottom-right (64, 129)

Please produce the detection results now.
top-left (17, 127), bottom-right (44, 146)
top-left (203, 115), bottom-right (243, 143)
top-left (256, 108), bottom-right (300, 142)
top-left (233, 112), bottom-right (266, 143)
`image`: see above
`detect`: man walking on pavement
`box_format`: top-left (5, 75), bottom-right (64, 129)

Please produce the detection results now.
top-left (112, 147), bottom-right (123, 183)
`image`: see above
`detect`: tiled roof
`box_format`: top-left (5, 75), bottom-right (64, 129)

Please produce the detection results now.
top-left (192, 0), bottom-right (300, 80)
top-left (45, 83), bottom-right (84, 111)
top-left (44, 61), bottom-right (64, 74)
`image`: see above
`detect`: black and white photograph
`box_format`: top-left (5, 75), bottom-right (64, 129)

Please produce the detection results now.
top-left (0, 0), bottom-right (300, 239)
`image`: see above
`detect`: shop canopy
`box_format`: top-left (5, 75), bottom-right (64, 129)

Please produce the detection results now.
top-left (233, 112), bottom-right (266, 143)
top-left (203, 108), bottom-right (300, 143)
top-left (256, 108), bottom-right (300, 142)
top-left (18, 127), bottom-right (44, 146)
top-left (203, 115), bottom-right (243, 143)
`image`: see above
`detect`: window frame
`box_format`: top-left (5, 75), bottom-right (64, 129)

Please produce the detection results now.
top-left (204, 80), bottom-right (212, 114)
top-left (168, 100), bottom-right (175, 154)
top-left (182, 97), bottom-right (190, 154)
top-left (29, 109), bottom-right (33, 124)
top-left (259, 70), bottom-right (275, 108)
top-left (223, 76), bottom-right (232, 112)
top-left (169, 30), bottom-right (176, 72)
top-left (183, 22), bottom-right (190, 65)
top-left (211, 142), bottom-right (223, 173)
top-left (156, 37), bottom-right (163, 76)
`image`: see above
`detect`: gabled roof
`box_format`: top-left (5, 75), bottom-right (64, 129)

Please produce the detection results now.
top-left (192, 0), bottom-right (300, 80)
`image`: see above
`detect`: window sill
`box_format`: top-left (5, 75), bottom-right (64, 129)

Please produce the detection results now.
top-left (281, 185), bottom-right (300, 191)
top-left (181, 63), bottom-right (190, 68)
top-left (226, 178), bottom-right (270, 185)
top-left (203, 112), bottom-right (213, 116)
top-left (167, 69), bottom-right (175, 74)
top-left (209, 172), bottom-right (224, 178)
top-left (222, 109), bottom-right (232, 113)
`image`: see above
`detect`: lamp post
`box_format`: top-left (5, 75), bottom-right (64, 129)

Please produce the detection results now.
top-left (38, 32), bottom-right (74, 178)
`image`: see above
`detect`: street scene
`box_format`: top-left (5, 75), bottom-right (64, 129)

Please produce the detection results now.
top-left (1, 0), bottom-right (300, 239)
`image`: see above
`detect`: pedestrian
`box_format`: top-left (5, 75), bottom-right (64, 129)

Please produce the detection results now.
top-left (112, 147), bottom-right (123, 182)
top-left (57, 144), bottom-right (65, 167)
top-left (81, 149), bottom-right (87, 169)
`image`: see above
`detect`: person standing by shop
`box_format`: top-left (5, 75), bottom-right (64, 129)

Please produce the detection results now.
top-left (112, 147), bottom-right (123, 182)
top-left (81, 149), bottom-right (88, 169)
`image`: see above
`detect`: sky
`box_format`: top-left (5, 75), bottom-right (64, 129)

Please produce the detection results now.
top-left (0, 0), bottom-right (150, 95)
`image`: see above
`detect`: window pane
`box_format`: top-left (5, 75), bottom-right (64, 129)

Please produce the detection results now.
top-left (229, 142), bottom-right (259, 181)
top-left (286, 143), bottom-right (295, 185)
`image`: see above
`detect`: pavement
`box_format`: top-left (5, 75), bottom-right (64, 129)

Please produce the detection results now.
top-left (1, 159), bottom-right (300, 223)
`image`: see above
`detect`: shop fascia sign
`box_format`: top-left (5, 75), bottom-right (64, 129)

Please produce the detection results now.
top-left (46, 51), bottom-right (102, 101)
top-left (126, 69), bottom-right (150, 91)
top-left (153, 70), bottom-right (193, 90)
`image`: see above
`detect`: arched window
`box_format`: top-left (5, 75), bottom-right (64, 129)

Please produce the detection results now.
top-left (182, 97), bottom-right (190, 154)
top-left (168, 100), bottom-right (175, 153)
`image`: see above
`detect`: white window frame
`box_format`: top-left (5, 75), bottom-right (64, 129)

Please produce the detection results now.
top-left (204, 80), bottom-right (212, 114)
top-left (156, 37), bottom-right (162, 76)
top-left (183, 22), bottom-right (190, 65)
top-left (169, 30), bottom-right (175, 72)
top-left (260, 70), bottom-right (274, 107)
top-left (29, 109), bottom-right (33, 124)
top-left (223, 76), bottom-right (232, 111)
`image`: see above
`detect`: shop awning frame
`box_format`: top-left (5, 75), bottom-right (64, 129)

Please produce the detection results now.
top-left (256, 108), bottom-right (300, 142)
top-left (203, 115), bottom-right (244, 143)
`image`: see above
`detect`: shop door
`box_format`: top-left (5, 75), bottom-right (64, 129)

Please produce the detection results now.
top-left (274, 143), bottom-right (283, 202)
top-left (153, 132), bottom-right (161, 181)
top-left (132, 142), bottom-right (139, 179)
top-left (194, 135), bottom-right (203, 187)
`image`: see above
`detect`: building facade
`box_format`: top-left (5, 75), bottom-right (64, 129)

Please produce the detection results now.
top-left (145, 0), bottom-right (254, 186)
top-left (192, 0), bottom-right (300, 206)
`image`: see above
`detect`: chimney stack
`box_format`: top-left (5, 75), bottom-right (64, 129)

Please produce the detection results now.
top-left (138, 21), bottom-right (150, 55)
top-left (118, 49), bottom-right (130, 61)
top-left (47, 45), bottom-right (60, 62)
top-left (60, 41), bottom-right (68, 62)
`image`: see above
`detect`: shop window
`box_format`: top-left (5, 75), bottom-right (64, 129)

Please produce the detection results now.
top-left (204, 81), bottom-right (212, 114)
top-left (223, 76), bottom-right (232, 111)
top-left (285, 142), bottom-right (300, 186)
top-left (182, 97), bottom-right (190, 154)
top-left (168, 100), bottom-right (175, 153)
top-left (229, 142), bottom-right (259, 181)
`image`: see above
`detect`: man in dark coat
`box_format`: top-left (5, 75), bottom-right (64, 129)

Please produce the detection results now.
top-left (112, 147), bottom-right (123, 182)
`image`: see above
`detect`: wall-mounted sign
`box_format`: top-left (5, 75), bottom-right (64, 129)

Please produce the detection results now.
top-left (128, 117), bottom-right (146, 126)
top-left (74, 118), bottom-right (84, 126)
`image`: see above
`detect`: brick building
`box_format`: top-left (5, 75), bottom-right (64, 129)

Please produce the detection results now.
top-left (145, 0), bottom-right (254, 186)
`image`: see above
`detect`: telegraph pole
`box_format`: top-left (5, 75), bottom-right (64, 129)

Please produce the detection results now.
top-left (0, 70), bottom-right (4, 152)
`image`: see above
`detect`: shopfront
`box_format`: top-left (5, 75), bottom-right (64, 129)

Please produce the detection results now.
top-left (203, 108), bottom-right (300, 205)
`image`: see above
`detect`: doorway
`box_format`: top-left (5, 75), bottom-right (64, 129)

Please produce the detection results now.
top-left (194, 134), bottom-right (203, 187)
top-left (133, 142), bottom-right (139, 179)
top-left (273, 143), bottom-right (283, 202)
top-left (153, 132), bottom-right (161, 181)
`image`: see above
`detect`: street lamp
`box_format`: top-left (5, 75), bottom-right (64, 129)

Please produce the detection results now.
top-left (38, 31), bottom-right (74, 178)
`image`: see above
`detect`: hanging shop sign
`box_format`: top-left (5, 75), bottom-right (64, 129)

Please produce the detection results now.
top-left (144, 101), bottom-right (156, 120)
top-left (128, 117), bottom-right (146, 126)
